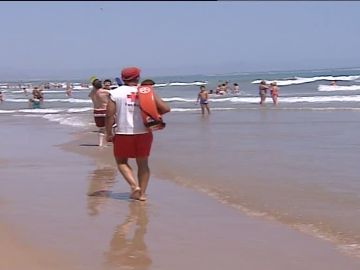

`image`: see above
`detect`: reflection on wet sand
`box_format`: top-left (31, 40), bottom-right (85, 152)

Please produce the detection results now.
top-left (86, 165), bottom-right (117, 216)
top-left (104, 202), bottom-right (152, 270)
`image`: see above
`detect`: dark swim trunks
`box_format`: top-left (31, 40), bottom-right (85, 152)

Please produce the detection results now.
top-left (32, 100), bottom-right (41, 109)
top-left (93, 109), bottom-right (106, 128)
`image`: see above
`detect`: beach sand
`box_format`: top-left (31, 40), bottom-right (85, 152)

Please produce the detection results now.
top-left (0, 116), bottom-right (360, 270)
top-left (0, 223), bottom-right (76, 270)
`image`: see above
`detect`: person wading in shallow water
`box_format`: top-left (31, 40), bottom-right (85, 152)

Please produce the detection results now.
top-left (29, 87), bottom-right (44, 109)
top-left (88, 78), bottom-right (110, 147)
top-left (0, 91), bottom-right (4, 103)
top-left (196, 85), bottom-right (211, 115)
top-left (259, 80), bottom-right (269, 105)
top-left (270, 81), bottom-right (279, 105)
top-left (105, 67), bottom-right (170, 201)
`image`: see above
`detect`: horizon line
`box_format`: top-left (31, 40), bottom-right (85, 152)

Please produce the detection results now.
top-left (1, 65), bottom-right (360, 83)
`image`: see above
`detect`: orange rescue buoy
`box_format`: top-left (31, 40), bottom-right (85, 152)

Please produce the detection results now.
top-left (137, 85), bottom-right (165, 131)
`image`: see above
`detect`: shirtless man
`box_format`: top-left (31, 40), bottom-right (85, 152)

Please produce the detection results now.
top-left (103, 79), bottom-right (112, 90)
top-left (29, 87), bottom-right (43, 109)
top-left (65, 82), bottom-right (72, 97)
top-left (219, 84), bottom-right (227, 95)
top-left (196, 85), bottom-right (210, 115)
top-left (233, 83), bottom-right (240, 94)
top-left (88, 78), bottom-right (110, 147)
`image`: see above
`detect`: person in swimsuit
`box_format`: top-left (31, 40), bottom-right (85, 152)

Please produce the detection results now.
top-left (65, 82), bottom-right (72, 97)
top-left (103, 79), bottom-right (112, 90)
top-left (270, 81), bottom-right (279, 105)
top-left (88, 78), bottom-right (110, 147)
top-left (196, 85), bottom-right (210, 115)
top-left (29, 87), bottom-right (43, 109)
top-left (215, 84), bottom-right (221, 95)
top-left (259, 80), bottom-right (268, 105)
top-left (219, 83), bottom-right (227, 95)
top-left (232, 83), bottom-right (240, 94)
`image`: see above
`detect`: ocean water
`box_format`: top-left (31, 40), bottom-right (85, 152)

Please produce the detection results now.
top-left (1, 68), bottom-right (360, 116)
top-left (1, 67), bottom-right (360, 257)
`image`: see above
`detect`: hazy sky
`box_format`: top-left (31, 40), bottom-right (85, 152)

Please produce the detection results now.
top-left (1, 1), bottom-right (359, 80)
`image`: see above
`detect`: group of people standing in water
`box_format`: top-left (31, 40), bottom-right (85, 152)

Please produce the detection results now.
top-left (196, 79), bottom-right (280, 115)
top-left (259, 80), bottom-right (279, 105)
top-left (209, 79), bottom-right (280, 106)
top-left (209, 81), bottom-right (240, 95)
top-left (1, 77), bottom-right (280, 111)
top-left (0, 87), bottom-right (43, 107)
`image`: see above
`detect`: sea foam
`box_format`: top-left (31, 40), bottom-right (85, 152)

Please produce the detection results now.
top-left (252, 75), bottom-right (360, 86)
top-left (318, 84), bottom-right (360, 92)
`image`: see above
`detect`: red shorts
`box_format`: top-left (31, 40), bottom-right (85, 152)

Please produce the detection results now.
top-left (94, 109), bottom-right (106, 128)
top-left (113, 133), bottom-right (153, 158)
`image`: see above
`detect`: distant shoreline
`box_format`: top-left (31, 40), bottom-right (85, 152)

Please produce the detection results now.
top-left (1, 65), bottom-right (360, 83)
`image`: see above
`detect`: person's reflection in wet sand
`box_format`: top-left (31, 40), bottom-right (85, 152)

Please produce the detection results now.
top-left (86, 165), bottom-right (117, 216)
top-left (104, 202), bottom-right (152, 270)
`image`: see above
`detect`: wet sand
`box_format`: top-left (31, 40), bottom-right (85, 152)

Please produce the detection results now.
top-left (149, 110), bottom-right (360, 253)
top-left (0, 117), bottom-right (360, 270)
top-left (0, 223), bottom-right (76, 270)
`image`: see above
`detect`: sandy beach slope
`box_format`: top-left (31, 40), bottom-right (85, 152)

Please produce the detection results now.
top-left (0, 117), bottom-right (359, 270)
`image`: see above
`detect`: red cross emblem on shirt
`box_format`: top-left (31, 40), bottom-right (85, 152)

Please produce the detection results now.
top-left (127, 92), bottom-right (138, 102)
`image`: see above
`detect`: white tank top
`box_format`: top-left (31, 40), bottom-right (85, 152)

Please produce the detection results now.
top-left (109, 85), bottom-right (148, 134)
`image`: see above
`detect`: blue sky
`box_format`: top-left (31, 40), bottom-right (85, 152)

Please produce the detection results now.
top-left (0, 1), bottom-right (359, 80)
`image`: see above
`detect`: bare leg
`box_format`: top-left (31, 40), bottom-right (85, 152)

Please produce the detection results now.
top-left (272, 96), bottom-right (278, 105)
top-left (201, 104), bottom-right (205, 115)
top-left (136, 157), bottom-right (150, 201)
top-left (206, 105), bottom-right (210, 114)
top-left (99, 127), bottom-right (105, 147)
top-left (115, 157), bottom-right (140, 199)
top-left (260, 95), bottom-right (266, 105)
top-left (99, 133), bottom-right (105, 147)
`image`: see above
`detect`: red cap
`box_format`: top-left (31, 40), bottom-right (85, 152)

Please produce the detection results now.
top-left (121, 67), bottom-right (141, 81)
